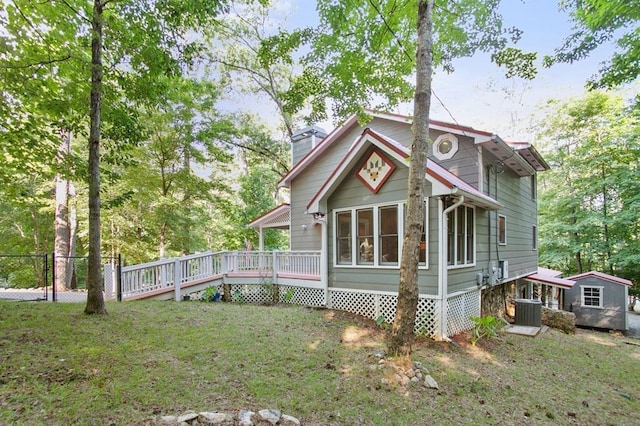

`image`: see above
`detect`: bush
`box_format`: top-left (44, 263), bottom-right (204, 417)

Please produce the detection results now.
top-left (470, 315), bottom-right (508, 346)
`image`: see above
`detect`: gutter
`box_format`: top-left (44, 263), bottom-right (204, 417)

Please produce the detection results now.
top-left (438, 195), bottom-right (465, 340)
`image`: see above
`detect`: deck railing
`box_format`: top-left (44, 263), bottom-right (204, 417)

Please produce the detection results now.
top-left (118, 250), bottom-right (321, 300)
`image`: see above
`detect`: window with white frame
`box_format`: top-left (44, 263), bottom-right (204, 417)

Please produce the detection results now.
top-left (334, 201), bottom-right (428, 267)
top-left (581, 286), bottom-right (603, 308)
top-left (446, 204), bottom-right (475, 266)
top-left (498, 214), bottom-right (507, 245)
top-left (531, 175), bottom-right (537, 201)
top-left (433, 133), bottom-right (458, 161)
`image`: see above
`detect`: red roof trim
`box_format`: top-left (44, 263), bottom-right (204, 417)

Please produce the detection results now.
top-left (525, 273), bottom-right (575, 289)
top-left (566, 271), bottom-right (633, 287)
top-left (247, 203), bottom-right (290, 227)
top-left (281, 110), bottom-right (497, 188)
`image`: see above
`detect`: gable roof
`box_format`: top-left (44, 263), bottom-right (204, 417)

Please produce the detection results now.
top-left (279, 109), bottom-right (547, 189)
top-left (566, 271), bottom-right (633, 287)
top-left (247, 203), bottom-right (291, 230)
top-left (305, 128), bottom-right (502, 214)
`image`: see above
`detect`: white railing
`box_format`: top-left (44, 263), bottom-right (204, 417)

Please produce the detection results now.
top-left (276, 251), bottom-right (321, 277)
top-left (119, 250), bottom-right (321, 300)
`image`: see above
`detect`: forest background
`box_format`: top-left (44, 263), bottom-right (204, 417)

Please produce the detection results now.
top-left (0, 0), bottom-right (638, 292)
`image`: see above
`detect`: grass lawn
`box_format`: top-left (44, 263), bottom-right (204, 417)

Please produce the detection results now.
top-left (1, 300), bottom-right (639, 425)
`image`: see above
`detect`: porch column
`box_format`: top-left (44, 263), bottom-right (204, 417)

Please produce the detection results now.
top-left (258, 226), bottom-right (264, 251)
top-left (321, 219), bottom-right (329, 307)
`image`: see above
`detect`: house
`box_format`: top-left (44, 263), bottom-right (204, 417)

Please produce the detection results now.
top-left (250, 110), bottom-right (569, 339)
top-left (563, 271), bottom-right (632, 331)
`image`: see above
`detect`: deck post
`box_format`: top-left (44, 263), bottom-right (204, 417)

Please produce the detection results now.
top-left (272, 250), bottom-right (278, 283)
top-left (174, 258), bottom-right (181, 302)
top-left (321, 219), bottom-right (329, 307)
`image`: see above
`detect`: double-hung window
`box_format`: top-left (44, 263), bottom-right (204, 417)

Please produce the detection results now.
top-left (447, 204), bottom-right (475, 266)
top-left (581, 286), bottom-right (603, 308)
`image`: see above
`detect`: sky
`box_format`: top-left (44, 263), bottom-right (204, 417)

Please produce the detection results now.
top-left (225, 1), bottom-right (638, 142)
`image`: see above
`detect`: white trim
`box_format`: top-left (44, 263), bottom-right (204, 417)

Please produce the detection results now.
top-left (581, 285), bottom-right (604, 308)
top-left (498, 214), bottom-right (507, 246)
top-left (433, 133), bottom-right (459, 160)
top-left (446, 204), bottom-right (477, 268)
top-left (332, 200), bottom-right (429, 269)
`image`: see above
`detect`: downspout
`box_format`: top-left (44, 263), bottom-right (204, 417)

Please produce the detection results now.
top-left (438, 195), bottom-right (465, 340)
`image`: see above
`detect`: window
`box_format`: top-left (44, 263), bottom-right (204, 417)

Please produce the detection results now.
top-left (447, 204), bottom-right (475, 266)
top-left (498, 214), bottom-right (506, 245)
top-left (334, 201), bottom-right (429, 268)
top-left (433, 133), bottom-right (458, 160)
top-left (336, 212), bottom-right (352, 264)
top-left (531, 175), bottom-right (537, 201)
top-left (379, 206), bottom-right (398, 264)
top-left (357, 209), bottom-right (373, 264)
top-left (532, 225), bottom-right (537, 250)
top-left (581, 286), bottom-right (603, 308)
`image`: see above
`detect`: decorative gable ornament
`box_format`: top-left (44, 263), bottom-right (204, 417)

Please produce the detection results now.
top-left (356, 148), bottom-right (396, 194)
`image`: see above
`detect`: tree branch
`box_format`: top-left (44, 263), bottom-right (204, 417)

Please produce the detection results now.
top-left (0, 54), bottom-right (72, 69)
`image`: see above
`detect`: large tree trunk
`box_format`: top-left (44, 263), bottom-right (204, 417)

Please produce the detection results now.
top-left (54, 130), bottom-right (72, 292)
top-left (85, 0), bottom-right (106, 314)
top-left (387, 0), bottom-right (434, 356)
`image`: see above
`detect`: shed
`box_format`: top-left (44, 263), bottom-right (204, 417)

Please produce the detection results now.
top-left (563, 271), bottom-right (632, 331)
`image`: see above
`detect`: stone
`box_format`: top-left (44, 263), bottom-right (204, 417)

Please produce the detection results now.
top-left (198, 412), bottom-right (233, 424)
top-left (158, 416), bottom-right (178, 424)
top-left (280, 414), bottom-right (301, 425)
top-left (238, 410), bottom-right (255, 426)
top-left (177, 412), bottom-right (198, 423)
top-left (406, 368), bottom-right (416, 378)
top-left (410, 376), bottom-right (420, 383)
top-left (257, 409), bottom-right (281, 425)
top-left (542, 307), bottom-right (576, 334)
top-left (423, 375), bottom-right (439, 389)
top-left (416, 371), bottom-right (423, 380)
top-left (400, 375), bottom-right (410, 386)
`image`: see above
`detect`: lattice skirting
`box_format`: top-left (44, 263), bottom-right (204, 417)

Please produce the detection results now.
top-left (328, 289), bottom-right (439, 338)
top-left (216, 284), bottom-right (325, 307)
top-left (214, 283), bottom-right (479, 339)
top-left (446, 290), bottom-right (481, 336)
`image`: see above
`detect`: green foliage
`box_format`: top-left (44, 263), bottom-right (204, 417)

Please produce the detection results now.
top-left (295, 0), bottom-right (519, 121)
top-left (200, 286), bottom-right (219, 302)
top-left (283, 287), bottom-right (295, 303)
top-left (544, 0), bottom-right (640, 89)
top-left (375, 315), bottom-right (389, 330)
top-left (469, 315), bottom-right (508, 346)
top-left (537, 91), bottom-right (640, 283)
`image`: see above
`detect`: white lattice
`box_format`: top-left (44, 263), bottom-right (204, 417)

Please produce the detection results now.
top-left (328, 290), bottom-right (440, 338)
top-left (278, 286), bottom-right (325, 307)
top-left (330, 291), bottom-right (377, 319)
top-left (446, 290), bottom-right (481, 336)
top-left (415, 298), bottom-right (438, 337)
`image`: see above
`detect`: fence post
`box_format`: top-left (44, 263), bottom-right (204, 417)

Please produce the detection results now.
top-left (174, 258), bottom-right (181, 302)
top-left (117, 254), bottom-right (122, 302)
top-left (51, 252), bottom-right (57, 302)
top-left (44, 253), bottom-right (50, 302)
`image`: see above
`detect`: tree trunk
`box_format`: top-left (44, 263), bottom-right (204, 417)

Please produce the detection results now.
top-left (54, 130), bottom-right (72, 292)
top-left (387, 0), bottom-right (434, 357)
top-left (85, 0), bottom-right (106, 314)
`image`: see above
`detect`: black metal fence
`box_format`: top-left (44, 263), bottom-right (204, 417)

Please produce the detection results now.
top-left (0, 253), bottom-right (121, 303)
